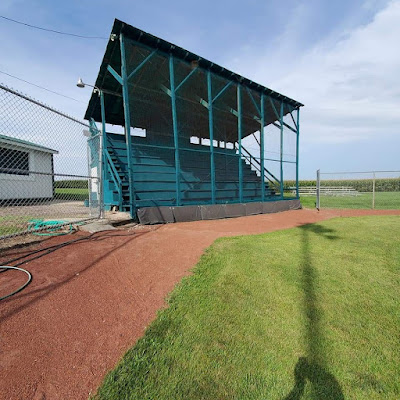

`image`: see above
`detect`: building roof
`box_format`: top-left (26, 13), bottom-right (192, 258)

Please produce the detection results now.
top-left (85, 19), bottom-right (303, 141)
top-left (0, 134), bottom-right (58, 154)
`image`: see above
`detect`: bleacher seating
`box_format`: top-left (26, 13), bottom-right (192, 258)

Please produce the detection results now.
top-left (104, 133), bottom-right (277, 210)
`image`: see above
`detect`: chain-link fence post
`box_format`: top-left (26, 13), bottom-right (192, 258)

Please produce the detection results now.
top-left (316, 169), bottom-right (320, 210)
top-left (372, 171), bottom-right (376, 209)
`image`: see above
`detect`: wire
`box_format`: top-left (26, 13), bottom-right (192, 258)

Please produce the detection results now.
top-left (0, 266), bottom-right (32, 301)
top-left (0, 230), bottom-right (152, 301)
top-left (0, 15), bottom-right (108, 39)
top-left (0, 70), bottom-right (85, 103)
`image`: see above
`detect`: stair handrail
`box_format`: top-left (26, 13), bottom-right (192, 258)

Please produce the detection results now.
top-left (238, 145), bottom-right (281, 186)
top-left (104, 149), bottom-right (123, 209)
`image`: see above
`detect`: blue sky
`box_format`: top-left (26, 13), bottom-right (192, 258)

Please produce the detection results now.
top-left (0, 0), bottom-right (399, 178)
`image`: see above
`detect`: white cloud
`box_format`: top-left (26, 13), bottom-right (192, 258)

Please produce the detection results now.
top-left (231, 0), bottom-right (400, 145)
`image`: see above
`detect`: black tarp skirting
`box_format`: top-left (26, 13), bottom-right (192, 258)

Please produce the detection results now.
top-left (137, 199), bottom-right (301, 224)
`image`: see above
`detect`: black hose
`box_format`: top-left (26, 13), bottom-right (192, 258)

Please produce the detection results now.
top-left (0, 266), bottom-right (32, 301)
top-left (0, 230), bottom-right (150, 301)
top-left (0, 232), bottom-right (97, 301)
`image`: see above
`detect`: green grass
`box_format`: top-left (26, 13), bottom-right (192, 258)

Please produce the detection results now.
top-left (94, 216), bottom-right (400, 400)
top-left (301, 192), bottom-right (400, 209)
top-left (0, 215), bottom-right (32, 236)
top-left (54, 188), bottom-right (88, 201)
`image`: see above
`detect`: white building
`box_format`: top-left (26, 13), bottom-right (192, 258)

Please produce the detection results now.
top-left (0, 134), bottom-right (58, 201)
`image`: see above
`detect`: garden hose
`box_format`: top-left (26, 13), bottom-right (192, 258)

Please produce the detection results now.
top-left (0, 231), bottom-right (100, 301)
top-left (0, 266), bottom-right (32, 301)
top-left (0, 229), bottom-right (143, 301)
top-left (28, 219), bottom-right (74, 236)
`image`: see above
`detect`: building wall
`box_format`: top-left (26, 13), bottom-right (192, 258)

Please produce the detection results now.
top-left (0, 145), bottom-right (54, 200)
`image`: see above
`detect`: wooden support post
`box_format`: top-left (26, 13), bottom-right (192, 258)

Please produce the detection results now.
top-left (260, 94), bottom-right (265, 201)
top-left (119, 33), bottom-right (136, 217)
top-left (237, 84), bottom-right (243, 203)
top-left (99, 90), bottom-right (107, 218)
top-left (296, 107), bottom-right (300, 199)
top-left (169, 54), bottom-right (181, 206)
top-left (372, 172), bottom-right (376, 209)
top-left (207, 70), bottom-right (216, 203)
top-left (279, 101), bottom-right (284, 198)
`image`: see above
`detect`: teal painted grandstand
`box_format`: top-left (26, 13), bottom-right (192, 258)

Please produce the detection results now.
top-left (84, 19), bottom-right (303, 223)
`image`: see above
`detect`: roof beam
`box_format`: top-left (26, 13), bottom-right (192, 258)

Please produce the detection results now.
top-left (245, 86), bottom-right (261, 116)
top-left (175, 66), bottom-right (199, 93)
top-left (290, 111), bottom-right (298, 130)
top-left (283, 121), bottom-right (297, 134)
top-left (127, 49), bottom-right (157, 81)
top-left (212, 80), bottom-right (233, 103)
top-left (268, 96), bottom-right (280, 120)
top-left (107, 65), bottom-right (123, 85)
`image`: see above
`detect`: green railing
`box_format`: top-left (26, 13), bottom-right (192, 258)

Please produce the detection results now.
top-left (239, 145), bottom-right (280, 188)
top-left (105, 149), bottom-right (123, 210)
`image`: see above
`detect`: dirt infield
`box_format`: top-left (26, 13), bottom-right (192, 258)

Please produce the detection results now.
top-left (1, 208), bottom-right (400, 400)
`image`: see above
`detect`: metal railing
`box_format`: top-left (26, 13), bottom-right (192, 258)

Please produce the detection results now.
top-left (238, 144), bottom-right (281, 187)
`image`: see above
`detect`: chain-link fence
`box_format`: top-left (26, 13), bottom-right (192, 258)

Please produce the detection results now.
top-left (0, 83), bottom-right (101, 239)
top-left (315, 170), bottom-right (400, 210)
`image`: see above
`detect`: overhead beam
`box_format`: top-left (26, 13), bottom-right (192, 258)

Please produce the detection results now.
top-left (272, 122), bottom-right (282, 130)
top-left (268, 96), bottom-right (280, 120)
top-left (290, 111), bottom-right (298, 130)
top-left (127, 49), bottom-right (158, 81)
top-left (283, 121), bottom-right (297, 134)
top-left (245, 86), bottom-right (261, 116)
top-left (175, 66), bottom-right (199, 93)
top-left (212, 80), bottom-right (233, 104)
top-left (127, 38), bottom-right (303, 109)
top-left (107, 65), bottom-right (123, 85)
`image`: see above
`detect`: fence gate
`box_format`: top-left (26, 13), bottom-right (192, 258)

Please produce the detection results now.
top-left (316, 170), bottom-right (400, 210)
top-left (0, 83), bottom-right (101, 239)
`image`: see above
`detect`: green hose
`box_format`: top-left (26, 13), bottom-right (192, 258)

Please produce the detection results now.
top-left (0, 266), bottom-right (32, 301)
top-left (28, 219), bottom-right (74, 236)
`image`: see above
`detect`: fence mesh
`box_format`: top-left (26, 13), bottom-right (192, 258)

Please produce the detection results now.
top-left (0, 83), bottom-right (100, 239)
top-left (317, 171), bottom-right (400, 209)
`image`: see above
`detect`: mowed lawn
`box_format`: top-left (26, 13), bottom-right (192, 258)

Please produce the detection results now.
top-left (94, 216), bottom-right (400, 400)
top-left (0, 215), bottom-right (32, 236)
top-left (55, 188), bottom-right (88, 201)
top-left (301, 191), bottom-right (400, 209)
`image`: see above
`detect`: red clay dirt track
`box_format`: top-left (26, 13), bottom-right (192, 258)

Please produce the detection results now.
top-left (1, 208), bottom-right (400, 400)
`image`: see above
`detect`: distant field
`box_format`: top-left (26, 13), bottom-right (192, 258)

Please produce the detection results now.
top-left (55, 188), bottom-right (88, 201)
top-left (301, 192), bottom-right (400, 209)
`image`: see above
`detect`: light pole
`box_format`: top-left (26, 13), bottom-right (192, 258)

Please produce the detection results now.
top-left (77, 78), bottom-right (106, 219)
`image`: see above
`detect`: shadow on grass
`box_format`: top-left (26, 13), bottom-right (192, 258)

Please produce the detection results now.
top-left (283, 224), bottom-right (345, 400)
